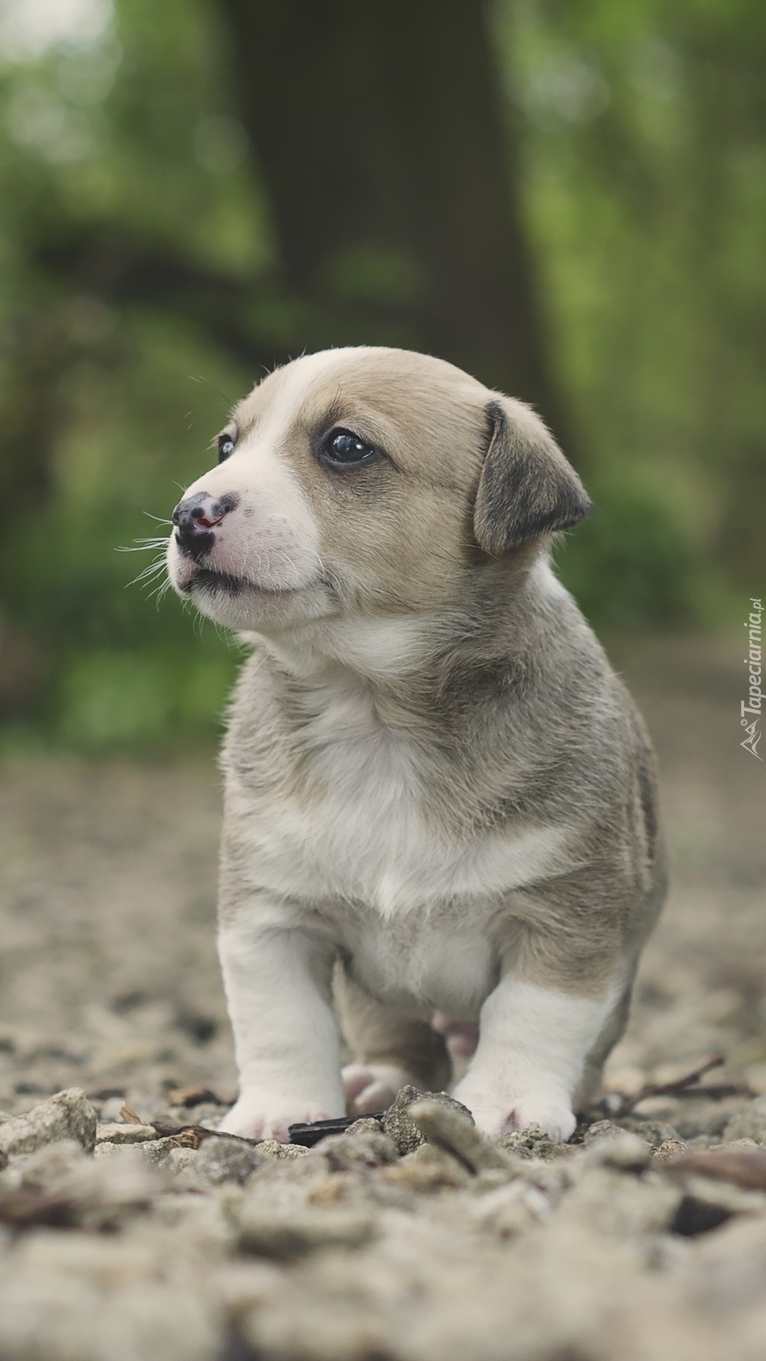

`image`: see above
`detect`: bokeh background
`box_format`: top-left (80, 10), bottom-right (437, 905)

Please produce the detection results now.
top-left (0, 0), bottom-right (763, 752)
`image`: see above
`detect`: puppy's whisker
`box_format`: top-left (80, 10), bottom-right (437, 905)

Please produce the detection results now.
top-left (149, 577), bottom-right (173, 608)
top-left (116, 538), bottom-right (170, 553)
top-left (188, 373), bottom-right (234, 406)
top-left (129, 558), bottom-right (166, 580)
top-left (127, 556), bottom-right (168, 589)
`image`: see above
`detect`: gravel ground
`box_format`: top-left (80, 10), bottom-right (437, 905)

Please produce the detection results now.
top-left (0, 633), bottom-right (764, 1361)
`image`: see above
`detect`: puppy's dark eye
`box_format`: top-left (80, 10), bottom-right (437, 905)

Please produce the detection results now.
top-left (320, 428), bottom-right (377, 470)
top-left (217, 432), bottom-right (236, 463)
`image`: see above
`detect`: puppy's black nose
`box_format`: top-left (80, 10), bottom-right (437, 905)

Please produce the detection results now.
top-left (172, 492), bottom-right (232, 561)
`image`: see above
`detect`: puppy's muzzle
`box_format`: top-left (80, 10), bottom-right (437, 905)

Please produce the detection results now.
top-left (172, 491), bottom-right (236, 563)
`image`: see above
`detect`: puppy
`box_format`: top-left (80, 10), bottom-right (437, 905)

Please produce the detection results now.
top-left (166, 347), bottom-right (666, 1143)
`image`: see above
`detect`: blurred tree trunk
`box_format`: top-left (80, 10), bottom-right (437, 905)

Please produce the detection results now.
top-left (220, 0), bottom-right (572, 448)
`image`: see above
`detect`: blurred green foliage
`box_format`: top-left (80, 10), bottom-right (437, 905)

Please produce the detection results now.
top-left (500, 0), bottom-right (766, 625)
top-left (0, 0), bottom-right (763, 749)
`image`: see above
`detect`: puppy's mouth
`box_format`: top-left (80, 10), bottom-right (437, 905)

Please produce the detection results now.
top-left (180, 566), bottom-right (294, 597)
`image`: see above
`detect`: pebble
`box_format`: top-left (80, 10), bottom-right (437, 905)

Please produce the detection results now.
top-left (409, 1099), bottom-right (512, 1174)
top-left (498, 1127), bottom-right (565, 1161)
top-left (381, 1085), bottom-right (474, 1155)
top-left (255, 1139), bottom-right (310, 1160)
top-left (345, 1117), bottom-right (384, 1137)
top-left (319, 1130), bottom-right (398, 1172)
top-left (239, 1205), bottom-right (375, 1259)
top-left (132, 1135), bottom-right (185, 1167)
top-left (654, 1137), bottom-right (689, 1162)
top-left (193, 1135), bottom-right (263, 1185)
top-left (0, 1089), bottom-right (97, 1160)
top-left (95, 1122), bottom-right (158, 1144)
top-left (584, 1130), bottom-right (653, 1172)
top-left (616, 1115), bottom-right (686, 1147)
top-left (582, 1118), bottom-right (625, 1146)
top-left (390, 1143), bottom-right (472, 1190)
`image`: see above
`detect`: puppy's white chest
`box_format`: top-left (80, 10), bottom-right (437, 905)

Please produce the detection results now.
top-left (231, 691), bottom-right (568, 918)
top-left (239, 711), bottom-right (433, 912)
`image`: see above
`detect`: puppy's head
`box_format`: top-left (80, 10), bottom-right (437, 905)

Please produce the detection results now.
top-left (166, 347), bottom-right (590, 637)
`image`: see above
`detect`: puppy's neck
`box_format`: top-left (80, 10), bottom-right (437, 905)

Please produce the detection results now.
top-left (257, 612), bottom-right (448, 690)
top-left (250, 550), bottom-right (560, 717)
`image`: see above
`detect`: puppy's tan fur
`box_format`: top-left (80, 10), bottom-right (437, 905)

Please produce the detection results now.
top-left (166, 346), bottom-right (666, 1142)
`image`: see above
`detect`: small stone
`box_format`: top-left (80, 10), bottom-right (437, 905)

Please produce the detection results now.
top-left (255, 1140), bottom-right (309, 1160)
top-left (95, 1122), bottom-right (157, 1144)
top-left (133, 1136), bottom-right (182, 1167)
top-left (654, 1138), bottom-right (689, 1162)
top-left (319, 1130), bottom-right (398, 1172)
top-left (382, 1085), bottom-right (473, 1155)
top-left (585, 1131), bottom-right (652, 1172)
top-left (0, 1089), bottom-right (97, 1159)
top-left (497, 1127), bottom-right (562, 1162)
top-left (344, 1117), bottom-right (384, 1138)
top-left (239, 1205), bottom-right (375, 1258)
top-left (164, 1144), bottom-right (205, 1178)
top-left (92, 1141), bottom-right (122, 1159)
top-left (397, 1143), bottom-right (472, 1189)
top-left (615, 1116), bottom-right (683, 1147)
top-left (582, 1119), bottom-right (624, 1146)
top-left (713, 1137), bottom-right (760, 1151)
top-left (194, 1135), bottom-right (263, 1185)
top-left (409, 1099), bottom-right (511, 1173)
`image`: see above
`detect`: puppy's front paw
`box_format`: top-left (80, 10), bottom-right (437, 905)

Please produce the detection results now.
top-left (452, 1081), bottom-right (576, 1144)
top-left (217, 1093), bottom-right (337, 1143)
top-left (342, 1063), bottom-right (416, 1114)
top-left (501, 1094), bottom-right (577, 1144)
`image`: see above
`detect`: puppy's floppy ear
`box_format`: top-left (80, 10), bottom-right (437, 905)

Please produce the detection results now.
top-left (473, 398), bottom-right (592, 556)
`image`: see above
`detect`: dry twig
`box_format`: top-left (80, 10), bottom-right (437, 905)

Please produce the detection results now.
top-left (611, 1054), bottom-right (736, 1118)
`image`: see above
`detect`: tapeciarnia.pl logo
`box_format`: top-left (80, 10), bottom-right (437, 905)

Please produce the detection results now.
top-left (741, 597), bottom-right (763, 760)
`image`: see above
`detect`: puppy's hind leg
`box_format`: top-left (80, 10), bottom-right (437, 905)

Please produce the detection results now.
top-left (334, 961), bottom-right (451, 1113)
